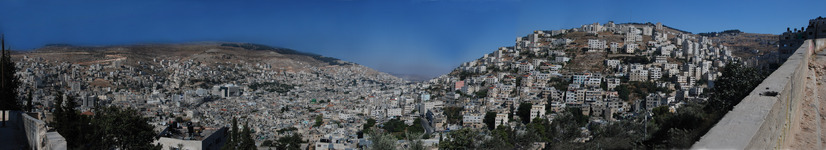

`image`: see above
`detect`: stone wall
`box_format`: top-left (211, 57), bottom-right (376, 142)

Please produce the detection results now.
top-left (692, 39), bottom-right (826, 149)
top-left (21, 112), bottom-right (66, 150)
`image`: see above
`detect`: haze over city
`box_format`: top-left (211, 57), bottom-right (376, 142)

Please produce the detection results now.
top-left (1, 0), bottom-right (823, 78)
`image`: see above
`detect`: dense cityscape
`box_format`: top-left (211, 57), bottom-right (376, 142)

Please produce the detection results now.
top-left (1, 1), bottom-right (825, 150)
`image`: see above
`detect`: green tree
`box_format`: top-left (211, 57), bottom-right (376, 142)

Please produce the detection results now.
top-left (382, 118), bottom-right (407, 133)
top-left (588, 120), bottom-right (644, 149)
top-left (57, 95), bottom-right (86, 148)
top-left (261, 140), bottom-right (273, 147)
top-left (239, 122), bottom-right (256, 150)
top-left (705, 62), bottom-right (765, 114)
top-left (274, 133), bottom-right (303, 150)
top-left (25, 91), bottom-right (32, 112)
top-left (83, 106), bottom-right (162, 149)
top-left (367, 129), bottom-right (397, 150)
top-left (516, 102), bottom-right (533, 124)
top-left (438, 128), bottom-right (481, 149)
top-left (363, 118), bottom-right (376, 131)
top-left (483, 111), bottom-right (497, 130)
top-left (222, 117), bottom-right (239, 150)
top-left (1, 35), bottom-right (22, 127)
top-left (616, 84), bottom-right (631, 101)
top-left (408, 118), bottom-right (425, 134)
top-left (481, 125), bottom-right (514, 149)
top-left (313, 115), bottom-right (323, 127)
top-left (51, 93), bottom-right (65, 129)
top-left (443, 107), bottom-right (464, 124)
top-left (406, 132), bottom-right (426, 150)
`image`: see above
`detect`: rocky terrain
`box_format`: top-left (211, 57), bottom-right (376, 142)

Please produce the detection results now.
top-left (15, 42), bottom-right (400, 81)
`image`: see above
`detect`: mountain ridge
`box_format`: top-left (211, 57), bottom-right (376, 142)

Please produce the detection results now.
top-left (16, 42), bottom-right (404, 82)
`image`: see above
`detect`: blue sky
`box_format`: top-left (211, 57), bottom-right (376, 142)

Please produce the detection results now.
top-left (1, 0), bottom-right (824, 78)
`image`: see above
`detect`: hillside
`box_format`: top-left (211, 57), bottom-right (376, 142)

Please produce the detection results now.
top-left (446, 23), bottom-right (778, 77)
top-left (15, 42), bottom-right (401, 81)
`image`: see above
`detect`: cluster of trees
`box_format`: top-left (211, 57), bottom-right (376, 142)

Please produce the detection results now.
top-left (261, 133), bottom-right (303, 150)
top-left (1, 35), bottom-right (22, 127)
top-left (381, 118), bottom-right (426, 139)
top-left (441, 108), bottom-right (604, 149)
top-left (516, 102), bottom-right (533, 124)
top-left (363, 120), bottom-right (427, 150)
top-left (443, 107), bottom-right (464, 124)
top-left (365, 128), bottom-right (427, 150)
top-left (615, 81), bottom-right (671, 102)
top-left (313, 115), bottom-right (323, 127)
top-left (637, 62), bottom-right (767, 148)
top-left (697, 29), bottom-right (742, 37)
top-left (621, 56), bottom-right (652, 64)
top-left (440, 63), bottom-right (767, 149)
top-left (221, 117), bottom-right (257, 150)
top-left (548, 77), bottom-right (570, 91)
top-left (248, 81), bottom-right (294, 93)
top-left (51, 94), bottom-right (162, 149)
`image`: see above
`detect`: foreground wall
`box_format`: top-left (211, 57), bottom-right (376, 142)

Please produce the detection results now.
top-left (21, 112), bottom-right (66, 150)
top-left (693, 39), bottom-right (826, 149)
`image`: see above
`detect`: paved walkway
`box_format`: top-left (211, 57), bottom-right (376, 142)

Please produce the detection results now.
top-left (0, 112), bottom-right (27, 150)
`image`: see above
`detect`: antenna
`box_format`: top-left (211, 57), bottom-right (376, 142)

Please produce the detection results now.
top-left (629, 10), bottom-right (633, 23)
top-left (1, 34), bottom-right (5, 90)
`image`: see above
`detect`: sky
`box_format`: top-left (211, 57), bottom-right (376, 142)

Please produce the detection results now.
top-left (1, 0), bottom-right (825, 78)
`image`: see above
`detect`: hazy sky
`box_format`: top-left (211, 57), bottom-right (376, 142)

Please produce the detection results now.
top-left (1, 0), bottom-right (824, 78)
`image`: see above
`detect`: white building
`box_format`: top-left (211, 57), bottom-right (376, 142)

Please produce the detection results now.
top-left (588, 39), bottom-right (607, 51)
top-left (625, 43), bottom-right (638, 54)
top-left (610, 42), bottom-right (619, 53)
top-left (530, 104), bottom-right (546, 120)
top-left (649, 67), bottom-right (662, 80)
top-left (630, 69), bottom-right (649, 81)
top-left (605, 59), bottom-right (621, 68)
top-left (495, 113), bottom-right (509, 128)
top-left (643, 26), bottom-right (653, 36)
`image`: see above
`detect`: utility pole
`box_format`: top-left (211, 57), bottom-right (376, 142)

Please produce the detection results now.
top-left (1, 34), bottom-right (5, 127)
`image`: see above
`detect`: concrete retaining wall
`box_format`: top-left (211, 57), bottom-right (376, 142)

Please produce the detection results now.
top-left (693, 39), bottom-right (826, 149)
top-left (21, 112), bottom-right (66, 150)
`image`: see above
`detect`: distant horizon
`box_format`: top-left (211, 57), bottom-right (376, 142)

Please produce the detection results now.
top-left (2, 0), bottom-right (824, 78)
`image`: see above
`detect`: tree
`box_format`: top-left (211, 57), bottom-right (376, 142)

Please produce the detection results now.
top-left (443, 107), bottom-right (464, 124)
top-left (406, 132), bottom-right (426, 150)
top-left (438, 128), bottom-right (481, 149)
top-left (313, 115), bottom-right (323, 127)
top-left (483, 111), bottom-right (497, 130)
top-left (25, 91), bottom-right (32, 112)
top-left (516, 102), bottom-right (533, 124)
top-left (382, 118), bottom-right (407, 133)
top-left (221, 118), bottom-right (257, 150)
top-left (408, 118), bottom-right (425, 134)
top-left (705, 62), bottom-right (765, 114)
top-left (52, 93), bottom-right (65, 129)
top-left (53, 94), bottom-right (89, 149)
top-left (363, 118), bottom-right (376, 131)
top-left (274, 133), bottom-right (303, 150)
top-left (261, 140), bottom-right (273, 147)
top-left (81, 106), bottom-right (162, 149)
top-left (361, 118), bottom-right (376, 138)
top-left (1, 35), bottom-right (22, 127)
top-left (616, 84), bottom-right (631, 101)
top-left (239, 122), bottom-right (256, 150)
top-left (222, 117), bottom-right (239, 150)
top-left (366, 129), bottom-right (396, 150)
top-left (481, 126), bottom-right (514, 149)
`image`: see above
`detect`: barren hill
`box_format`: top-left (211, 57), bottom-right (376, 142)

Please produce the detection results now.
top-left (15, 42), bottom-right (399, 80)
